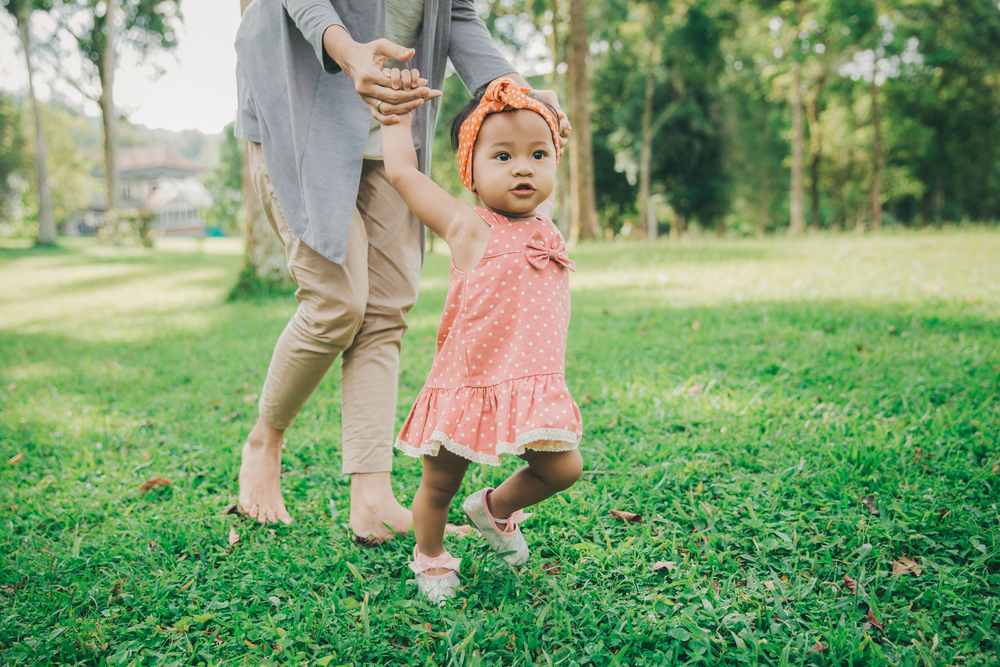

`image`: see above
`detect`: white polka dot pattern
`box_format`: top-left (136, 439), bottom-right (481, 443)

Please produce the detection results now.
top-left (395, 207), bottom-right (582, 466)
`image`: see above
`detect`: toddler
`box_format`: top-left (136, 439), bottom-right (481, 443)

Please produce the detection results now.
top-left (379, 72), bottom-right (583, 604)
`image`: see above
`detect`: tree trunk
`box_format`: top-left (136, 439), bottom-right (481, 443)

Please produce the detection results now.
top-left (756, 203), bottom-right (769, 238)
top-left (638, 10), bottom-right (659, 241)
top-left (16, 9), bottom-right (56, 245)
top-left (639, 65), bottom-right (655, 240)
top-left (788, 61), bottom-right (805, 234)
top-left (870, 79), bottom-right (882, 232)
top-left (234, 142), bottom-right (290, 295)
top-left (566, 0), bottom-right (600, 241)
top-left (670, 214), bottom-right (687, 241)
top-left (547, 7), bottom-right (571, 239)
top-left (98, 0), bottom-right (120, 217)
top-left (806, 78), bottom-right (824, 232)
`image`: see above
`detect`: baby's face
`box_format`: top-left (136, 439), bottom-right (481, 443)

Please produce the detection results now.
top-left (471, 109), bottom-right (557, 219)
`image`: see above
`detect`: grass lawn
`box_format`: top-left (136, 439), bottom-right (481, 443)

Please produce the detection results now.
top-left (1, 231), bottom-right (998, 666)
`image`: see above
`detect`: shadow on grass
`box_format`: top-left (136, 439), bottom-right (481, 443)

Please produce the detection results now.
top-left (2, 281), bottom-right (998, 665)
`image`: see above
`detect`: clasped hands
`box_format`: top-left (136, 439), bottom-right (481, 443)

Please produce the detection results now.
top-left (323, 25), bottom-right (571, 146)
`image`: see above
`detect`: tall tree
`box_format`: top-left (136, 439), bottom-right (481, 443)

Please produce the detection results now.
top-left (4, 0), bottom-right (56, 244)
top-left (227, 0), bottom-right (290, 299)
top-left (566, 0), bottom-right (601, 241)
top-left (57, 0), bottom-right (181, 218)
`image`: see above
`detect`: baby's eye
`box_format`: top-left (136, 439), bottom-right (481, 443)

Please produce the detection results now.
top-left (495, 152), bottom-right (511, 161)
top-left (532, 150), bottom-right (547, 160)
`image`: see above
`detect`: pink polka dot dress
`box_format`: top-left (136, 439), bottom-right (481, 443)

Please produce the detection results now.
top-left (395, 207), bottom-right (582, 466)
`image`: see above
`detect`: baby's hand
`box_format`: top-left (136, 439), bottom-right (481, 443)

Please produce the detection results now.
top-left (376, 68), bottom-right (425, 123)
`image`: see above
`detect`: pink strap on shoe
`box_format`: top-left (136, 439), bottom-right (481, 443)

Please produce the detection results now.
top-left (409, 549), bottom-right (462, 580)
top-left (505, 509), bottom-right (533, 531)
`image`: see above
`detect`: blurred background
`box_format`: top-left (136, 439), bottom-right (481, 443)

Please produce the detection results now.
top-left (0, 0), bottom-right (998, 259)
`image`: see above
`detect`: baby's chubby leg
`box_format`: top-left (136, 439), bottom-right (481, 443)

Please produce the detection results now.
top-left (487, 446), bottom-right (583, 527)
top-left (413, 448), bottom-right (471, 565)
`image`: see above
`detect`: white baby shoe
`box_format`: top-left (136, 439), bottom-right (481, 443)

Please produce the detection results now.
top-left (461, 488), bottom-right (531, 567)
top-left (409, 547), bottom-right (461, 606)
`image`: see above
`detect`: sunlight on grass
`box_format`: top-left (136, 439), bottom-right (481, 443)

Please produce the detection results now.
top-left (1, 231), bottom-right (998, 666)
top-left (570, 232), bottom-right (1000, 314)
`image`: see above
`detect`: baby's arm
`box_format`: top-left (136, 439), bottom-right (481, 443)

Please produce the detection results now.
top-left (379, 70), bottom-right (489, 271)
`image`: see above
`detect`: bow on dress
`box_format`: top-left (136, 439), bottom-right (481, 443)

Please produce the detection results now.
top-left (524, 229), bottom-right (576, 271)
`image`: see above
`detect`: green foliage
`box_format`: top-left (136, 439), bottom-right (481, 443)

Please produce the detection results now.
top-left (18, 101), bottom-right (100, 227)
top-left (97, 209), bottom-right (155, 248)
top-left (0, 93), bottom-right (24, 224)
top-left (202, 122), bottom-right (243, 233)
top-left (62, 0), bottom-right (183, 69)
top-left (1, 232), bottom-right (998, 664)
top-left (226, 262), bottom-right (296, 302)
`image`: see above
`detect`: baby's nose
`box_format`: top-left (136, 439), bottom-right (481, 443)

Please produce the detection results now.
top-left (512, 160), bottom-right (534, 176)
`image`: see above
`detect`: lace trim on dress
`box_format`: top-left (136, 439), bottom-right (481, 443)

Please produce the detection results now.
top-left (395, 427), bottom-right (581, 467)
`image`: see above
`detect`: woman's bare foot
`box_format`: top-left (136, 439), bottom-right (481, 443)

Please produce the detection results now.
top-left (238, 419), bottom-right (292, 526)
top-left (349, 471), bottom-right (413, 542)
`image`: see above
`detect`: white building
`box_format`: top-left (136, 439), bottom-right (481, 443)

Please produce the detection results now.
top-left (69, 146), bottom-right (213, 236)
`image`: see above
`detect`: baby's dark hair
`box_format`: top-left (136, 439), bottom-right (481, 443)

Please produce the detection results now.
top-left (449, 82), bottom-right (560, 153)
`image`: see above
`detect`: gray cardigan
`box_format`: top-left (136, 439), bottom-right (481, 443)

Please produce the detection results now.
top-left (234, 0), bottom-right (514, 264)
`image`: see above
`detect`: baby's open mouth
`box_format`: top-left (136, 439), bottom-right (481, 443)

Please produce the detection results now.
top-left (512, 183), bottom-right (535, 195)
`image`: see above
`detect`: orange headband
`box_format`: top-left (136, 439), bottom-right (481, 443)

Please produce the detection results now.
top-left (456, 78), bottom-right (562, 193)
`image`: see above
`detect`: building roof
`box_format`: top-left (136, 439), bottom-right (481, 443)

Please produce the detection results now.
top-left (144, 177), bottom-right (213, 212)
top-left (118, 146), bottom-right (205, 175)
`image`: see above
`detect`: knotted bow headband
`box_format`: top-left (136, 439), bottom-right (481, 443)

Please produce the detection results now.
top-left (457, 78), bottom-right (563, 193)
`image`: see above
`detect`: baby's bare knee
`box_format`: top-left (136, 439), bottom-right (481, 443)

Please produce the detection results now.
top-left (533, 448), bottom-right (583, 491)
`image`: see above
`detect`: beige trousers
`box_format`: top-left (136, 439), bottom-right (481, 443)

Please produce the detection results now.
top-left (247, 142), bottom-right (422, 474)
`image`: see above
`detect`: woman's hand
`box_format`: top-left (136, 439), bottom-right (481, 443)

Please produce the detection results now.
top-left (530, 88), bottom-right (572, 149)
top-left (376, 67), bottom-right (424, 124)
top-left (323, 25), bottom-right (442, 124)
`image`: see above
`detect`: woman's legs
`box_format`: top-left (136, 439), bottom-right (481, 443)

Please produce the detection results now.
top-left (486, 446), bottom-right (584, 525)
top-left (240, 146), bottom-right (420, 538)
top-left (412, 448), bottom-right (470, 562)
top-left (343, 160), bottom-right (423, 540)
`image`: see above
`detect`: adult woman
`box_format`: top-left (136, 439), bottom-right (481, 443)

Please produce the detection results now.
top-left (234, 0), bottom-right (569, 541)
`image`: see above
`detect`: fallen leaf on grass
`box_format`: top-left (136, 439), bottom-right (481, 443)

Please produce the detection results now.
top-left (843, 574), bottom-right (860, 594)
top-left (542, 561), bottom-right (561, 576)
top-left (864, 609), bottom-right (885, 633)
top-left (5, 383), bottom-right (16, 391)
top-left (221, 411), bottom-right (241, 423)
top-left (242, 393), bottom-right (258, 404)
top-left (7, 453), bottom-right (23, 466)
top-left (609, 509), bottom-right (642, 524)
top-left (861, 495), bottom-right (879, 516)
top-left (711, 579), bottom-right (720, 596)
top-left (810, 641), bottom-right (828, 653)
top-left (913, 446), bottom-right (923, 462)
top-left (140, 477), bottom-right (171, 493)
top-left (691, 320), bottom-right (701, 331)
top-left (892, 556), bottom-right (922, 576)
top-left (652, 561), bottom-right (677, 572)
top-left (445, 523), bottom-right (472, 538)
top-left (686, 384), bottom-right (703, 394)
top-left (244, 640), bottom-right (257, 649)
top-left (228, 527), bottom-right (239, 548)
top-left (214, 636), bottom-right (224, 647)
top-left (992, 463), bottom-right (999, 475)
top-left (1, 576), bottom-right (27, 595)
